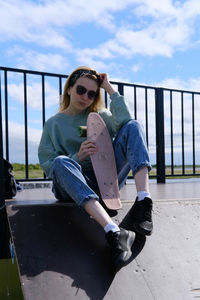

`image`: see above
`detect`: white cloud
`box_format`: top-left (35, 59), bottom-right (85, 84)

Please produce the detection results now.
top-left (0, 0), bottom-right (134, 47)
top-left (9, 48), bottom-right (70, 72)
top-left (76, 53), bottom-right (110, 71)
top-left (74, 0), bottom-right (200, 62)
top-left (133, 0), bottom-right (179, 18)
top-left (116, 27), bottom-right (173, 57)
top-left (1, 0), bottom-right (200, 72)
top-left (132, 64), bottom-right (142, 73)
top-left (77, 16), bottom-right (193, 61)
top-left (157, 76), bottom-right (200, 92)
top-left (3, 121), bottom-right (42, 163)
top-left (0, 0), bottom-right (71, 49)
top-left (8, 82), bottom-right (60, 110)
top-left (182, 0), bottom-right (200, 19)
top-left (0, 0), bottom-right (198, 54)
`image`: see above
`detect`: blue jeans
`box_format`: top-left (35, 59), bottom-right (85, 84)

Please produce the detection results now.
top-left (50, 120), bottom-right (152, 207)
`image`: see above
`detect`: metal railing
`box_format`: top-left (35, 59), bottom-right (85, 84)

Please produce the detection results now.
top-left (1, 66), bottom-right (200, 184)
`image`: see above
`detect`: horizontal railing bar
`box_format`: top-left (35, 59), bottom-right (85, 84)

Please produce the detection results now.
top-left (110, 81), bottom-right (157, 90)
top-left (0, 66), bottom-right (68, 79)
top-left (1, 66), bottom-right (200, 95)
top-left (163, 88), bottom-right (200, 95)
top-left (111, 82), bottom-right (200, 95)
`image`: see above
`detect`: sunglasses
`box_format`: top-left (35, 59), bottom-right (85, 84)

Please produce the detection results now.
top-left (76, 85), bottom-right (97, 100)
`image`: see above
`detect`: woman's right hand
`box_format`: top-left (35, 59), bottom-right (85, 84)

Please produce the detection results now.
top-left (77, 140), bottom-right (98, 161)
top-left (99, 73), bottom-right (115, 96)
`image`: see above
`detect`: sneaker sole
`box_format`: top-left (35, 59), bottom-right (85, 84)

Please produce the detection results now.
top-left (132, 223), bottom-right (153, 236)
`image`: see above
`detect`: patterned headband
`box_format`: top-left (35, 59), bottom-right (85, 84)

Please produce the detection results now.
top-left (69, 69), bottom-right (102, 87)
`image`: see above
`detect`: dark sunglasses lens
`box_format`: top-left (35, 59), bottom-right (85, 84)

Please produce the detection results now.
top-left (88, 91), bottom-right (96, 100)
top-left (76, 85), bottom-right (87, 95)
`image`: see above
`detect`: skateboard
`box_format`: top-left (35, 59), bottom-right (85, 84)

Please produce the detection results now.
top-left (87, 112), bottom-right (122, 210)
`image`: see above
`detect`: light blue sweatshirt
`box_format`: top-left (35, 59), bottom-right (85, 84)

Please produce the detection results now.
top-left (38, 92), bottom-right (132, 177)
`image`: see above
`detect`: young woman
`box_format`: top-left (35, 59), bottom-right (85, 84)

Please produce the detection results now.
top-left (38, 66), bottom-right (153, 272)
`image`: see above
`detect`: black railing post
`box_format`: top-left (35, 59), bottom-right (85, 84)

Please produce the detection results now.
top-left (0, 71), bottom-right (4, 208)
top-left (24, 73), bottom-right (29, 179)
top-left (4, 70), bottom-right (9, 161)
top-left (118, 83), bottom-right (124, 95)
top-left (155, 88), bottom-right (166, 183)
top-left (0, 72), bottom-right (10, 258)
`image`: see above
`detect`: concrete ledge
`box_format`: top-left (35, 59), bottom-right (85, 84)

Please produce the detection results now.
top-left (18, 181), bottom-right (52, 190)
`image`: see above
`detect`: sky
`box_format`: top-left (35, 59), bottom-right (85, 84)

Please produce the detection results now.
top-left (1, 0), bottom-right (200, 166)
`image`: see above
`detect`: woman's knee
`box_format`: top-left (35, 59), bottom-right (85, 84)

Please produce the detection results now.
top-left (121, 119), bottom-right (143, 136)
top-left (52, 155), bottom-right (81, 172)
top-left (126, 119), bottom-right (141, 129)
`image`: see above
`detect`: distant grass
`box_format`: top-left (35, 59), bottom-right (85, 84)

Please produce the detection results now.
top-left (13, 169), bottom-right (44, 179)
top-left (12, 163), bottom-right (200, 180)
top-left (129, 166), bottom-right (200, 179)
top-left (12, 163), bottom-right (44, 179)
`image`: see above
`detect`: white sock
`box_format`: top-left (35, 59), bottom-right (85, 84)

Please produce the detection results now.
top-left (137, 191), bottom-right (151, 201)
top-left (104, 223), bottom-right (120, 233)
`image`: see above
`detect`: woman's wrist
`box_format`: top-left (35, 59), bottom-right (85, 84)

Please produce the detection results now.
top-left (103, 83), bottom-right (115, 96)
top-left (100, 73), bottom-right (116, 96)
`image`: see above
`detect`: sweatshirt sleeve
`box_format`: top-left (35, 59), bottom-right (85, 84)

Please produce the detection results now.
top-left (38, 121), bottom-right (82, 177)
top-left (38, 123), bottom-right (59, 178)
top-left (99, 92), bottom-right (132, 137)
top-left (68, 152), bottom-right (81, 164)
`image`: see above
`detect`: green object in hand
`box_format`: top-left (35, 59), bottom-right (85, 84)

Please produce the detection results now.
top-left (78, 126), bottom-right (87, 137)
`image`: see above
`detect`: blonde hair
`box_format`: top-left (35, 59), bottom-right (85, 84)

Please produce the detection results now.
top-left (60, 66), bottom-right (104, 113)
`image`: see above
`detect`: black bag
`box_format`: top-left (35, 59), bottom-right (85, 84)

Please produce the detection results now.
top-left (3, 159), bottom-right (17, 199)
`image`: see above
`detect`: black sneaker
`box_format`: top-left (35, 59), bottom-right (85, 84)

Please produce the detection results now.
top-left (131, 197), bottom-right (153, 236)
top-left (105, 228), bottom-right (135, 272)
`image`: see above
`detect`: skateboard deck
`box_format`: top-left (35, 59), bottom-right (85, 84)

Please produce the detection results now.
top-left (87, 112), bottom-right (122, 210)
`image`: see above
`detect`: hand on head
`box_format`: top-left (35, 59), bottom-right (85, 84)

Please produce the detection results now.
top-left (99, 73), bottom-right (108, 87)
top-left (99, 73), bottom-right (115, 96)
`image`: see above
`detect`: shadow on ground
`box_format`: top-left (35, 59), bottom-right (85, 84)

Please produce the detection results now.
top-left (7, 204), bottom-right (146, 300)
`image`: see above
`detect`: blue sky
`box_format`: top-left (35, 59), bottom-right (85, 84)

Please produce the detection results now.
top-left (1, 0), bottom-right (200, 165)
top-left (1, 0), bottom-right (200, 87)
